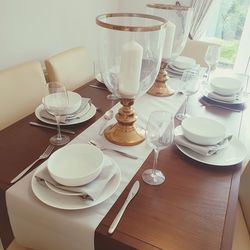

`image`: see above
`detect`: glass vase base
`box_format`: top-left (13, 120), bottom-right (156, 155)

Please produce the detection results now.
top-left (142, 169), bottom-right (165, 185)
top-left (49, 134), bottom-right (70, 146)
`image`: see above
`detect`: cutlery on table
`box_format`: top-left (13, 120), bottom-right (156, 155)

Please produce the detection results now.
top-left (29, 122), bottom-right (75, 134)
top-left (88, 139), bottom-right (138, 160)
top-left (99, 110), bottom-right (114, 135)
top-left (108, 180), bottom-right (140, 234)
top-left (89, 84), bottom-right (109, 91)
top-left (10, 144), bottom-right (55, 184)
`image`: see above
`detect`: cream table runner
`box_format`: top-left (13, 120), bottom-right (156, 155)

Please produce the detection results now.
top-left (6, 84), bottom-right (185, 250)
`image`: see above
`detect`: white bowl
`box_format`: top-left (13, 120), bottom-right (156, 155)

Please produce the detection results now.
top-left (181, 117), bottom-right (226, 145)
top-left (172, 56), bottom-right (196, 69)
top-left (210, 77), bottom-right (242, 96)
top-left (64, 91), bottom-right (82, 114)
top-left (48, 144), bottom-right (104, 186)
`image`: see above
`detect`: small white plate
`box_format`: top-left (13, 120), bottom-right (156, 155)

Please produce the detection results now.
top-left (172, 56), bottom-right (196, 70)
top-left (35, 103), bottom-right (96, 126)
top-left (202, 85), bottom-right (247, 104)
top-left (174, 126), bottom-right (247, 166)
top-left (31, 155), bottom-right (121, 210)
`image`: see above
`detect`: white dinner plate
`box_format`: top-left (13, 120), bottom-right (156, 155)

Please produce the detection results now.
top-left (31, 155), bottom-right (121, 210)
top-left (202, 85), bottom-right (247, 104)
top-left (35, 103), bottom-right (96, 126)
top-left (174, 126), bottom-right (247, 166)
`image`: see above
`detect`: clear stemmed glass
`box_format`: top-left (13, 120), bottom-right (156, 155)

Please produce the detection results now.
top-left (176, 70), bottom-right (200, 121)
top-left (142, 111), bottom-right (174, 185)
top-left (204, 45), bottom-right (220, 83)
top-left (43, 82), bottom-right (70, 146)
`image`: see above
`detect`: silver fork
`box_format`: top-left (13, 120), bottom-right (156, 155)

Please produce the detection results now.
top-left (10, 144), bottom-right (55, 183)
top-left (88, 139), bottom-right (138, 160)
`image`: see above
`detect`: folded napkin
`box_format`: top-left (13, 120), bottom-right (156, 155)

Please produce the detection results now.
top-left (200, 96), bottom-right (246, 111)
top-left (207, 91), bottom-right (239, 102)
top-left (39, 98), bottom-right (90, 122)
top-left (35, 163), bottom-right (117, 201)
top-left (174, 135), bottom-right (232, 156)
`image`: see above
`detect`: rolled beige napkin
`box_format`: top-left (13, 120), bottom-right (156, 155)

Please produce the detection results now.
top-left (35, 162), bottom-right (117, 201)
top-left (174, 135), bottom-right (232, 156)
top-left (39, 97), bottom-right (90, 122)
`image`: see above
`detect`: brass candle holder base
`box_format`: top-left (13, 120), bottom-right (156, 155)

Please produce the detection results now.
top-left (147, 61), bottom-right (174, 97)
top-left (104, 98), bottom-right (145, 146)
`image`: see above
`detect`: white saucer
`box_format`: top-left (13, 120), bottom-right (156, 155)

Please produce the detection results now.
top-left (31, 155), bottom-right (121, 210)
top-left (35, 103), bottom-right (96, 126)
top-left (174, 126), bottom-right (247, 166)
top-left (202, 85), bottom-right (247, 104)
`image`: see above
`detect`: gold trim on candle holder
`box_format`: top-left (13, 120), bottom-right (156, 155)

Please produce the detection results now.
top-left (147, 3), bottom-right (191, 11)
top-left (96, 13), bottom-right (167, 32)
top-left (147, 61), bottom-right (174, 97)
top-left (104, 99), bottom-right (145, 146)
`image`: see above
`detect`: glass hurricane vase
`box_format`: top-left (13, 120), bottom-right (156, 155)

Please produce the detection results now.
top-left (96, 13), bottom-right (167, 146)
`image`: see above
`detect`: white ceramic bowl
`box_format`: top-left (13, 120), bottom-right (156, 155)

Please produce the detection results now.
top-left (172, 56), bottom-right (196, 69)
top-left (181, 117), bottom-right (226, 145)
top-left (48, 144), bottom-right (104, 186)
top-left (64, 91), bottom-right (82, 114)
top-left (210, 77), bottom-right (242, 96)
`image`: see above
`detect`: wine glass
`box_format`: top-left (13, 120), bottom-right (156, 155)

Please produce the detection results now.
top-left (204, 45), bottom-right (220, 83)
top-left (142, 111), bottom-right (174, 185)
top-left (176, 69), bottom-right (200, 121)
top-left (43, 82), bottom-right (70, 146)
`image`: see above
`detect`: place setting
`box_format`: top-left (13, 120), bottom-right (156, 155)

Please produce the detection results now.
top-left (31, 143), bottom-right (121, 210)
top-left (167, 56), bottom-right (200, 78)
top-left (35, 82), bottom-right (97, 127)
top-left (200, 75), bottom-right (248, 112)
top-left (174, 116), bottom-right (247, 166)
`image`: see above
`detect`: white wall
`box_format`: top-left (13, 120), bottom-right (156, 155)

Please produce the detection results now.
top-left (0, 0), bottom-right (118, 70)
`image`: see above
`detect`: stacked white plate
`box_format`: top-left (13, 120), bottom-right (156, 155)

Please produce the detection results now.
top-left (202, 76), bottom-right (247, 105)
top-left (35, 92), bottom-right (97, 125)
top-left (31, 144), bottom-right (121, 210)
top-left (167, 56), bottom-right (199, 78)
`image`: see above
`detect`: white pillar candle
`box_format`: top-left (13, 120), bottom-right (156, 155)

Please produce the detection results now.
top-left (118, 41), bottom-right (143, 97)
top-left (162, 21), bottom-right (176, 60)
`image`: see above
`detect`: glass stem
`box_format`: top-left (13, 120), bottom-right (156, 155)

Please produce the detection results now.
top-left (152, 148), bottom-right (159, 175)
top-left (183, 96), bottom-right (189, 116)
top-left (207, 65), bottom-right (211, 82)
top-left (55, 115), bottom-right (62, 140)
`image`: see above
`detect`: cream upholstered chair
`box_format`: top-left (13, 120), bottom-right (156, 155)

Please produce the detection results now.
top-left (0, 61), bottom-right (46, 130)
top-left (232, 161), bottom-right (250, 250)
top-left (45, 47), bottom-right (94, 91)
top-left (181, 39), bottom-right (220, 67)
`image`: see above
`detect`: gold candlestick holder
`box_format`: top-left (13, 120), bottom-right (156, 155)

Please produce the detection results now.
top-left (104, 98), bottom-right (145, 146)
top-left (147, 60), bottom-right (174, 97)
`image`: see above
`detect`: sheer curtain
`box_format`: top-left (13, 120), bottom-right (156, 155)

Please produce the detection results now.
top-left (189, 0), bottom-right (215, 40)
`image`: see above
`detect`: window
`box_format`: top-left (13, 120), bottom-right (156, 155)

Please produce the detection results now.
top-left (202, 0), bottom-right (250, 69)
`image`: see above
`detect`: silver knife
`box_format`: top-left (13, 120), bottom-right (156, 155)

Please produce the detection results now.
top-left (108, 180), bottom-right (140, 234)
top-left (29, 122), bottom-right (75, 134)
top-left (89, 84), bottom-right (109, 91)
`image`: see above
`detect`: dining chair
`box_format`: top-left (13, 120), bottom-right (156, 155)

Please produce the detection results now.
top-left (181, 39), bottom-right (220, 67)
top-left (232, 160), bottom-right (250, 250)
top-left (0, 61), bottom-right (46, 130)
top-left (45, 47), bottom-right (94, 91)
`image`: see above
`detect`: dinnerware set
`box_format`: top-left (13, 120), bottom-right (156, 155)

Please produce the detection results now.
top-left (200, 75), bottom-right (247, 112)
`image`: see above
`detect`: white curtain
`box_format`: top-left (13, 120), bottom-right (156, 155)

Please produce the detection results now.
top-left (189, 0), bottom-right (215, 40)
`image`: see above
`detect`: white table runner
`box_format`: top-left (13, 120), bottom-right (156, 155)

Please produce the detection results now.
top-left (6, 85), bottom-right (185, 250)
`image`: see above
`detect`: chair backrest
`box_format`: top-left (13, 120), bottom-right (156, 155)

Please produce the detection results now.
top-left (181, 39), bottom-right (220, 67)
top-left (239, 160), bottom-right (250, 233)
top-left (0, 61), bottom-right (46, 130)
top-left (45, 47), bottom-right (94, 91)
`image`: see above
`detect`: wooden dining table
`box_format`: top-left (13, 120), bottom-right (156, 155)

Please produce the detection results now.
top-left (0, 78), bottom-right (248, 250)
